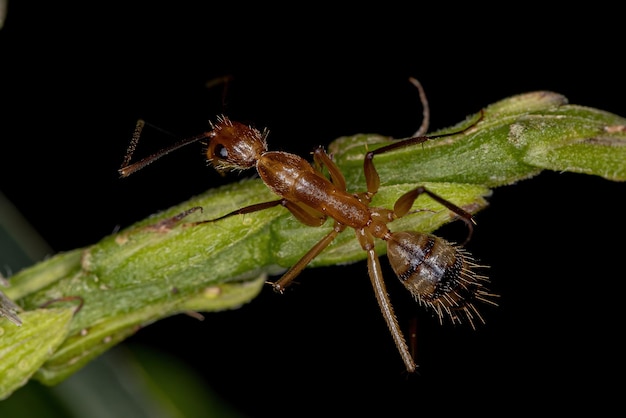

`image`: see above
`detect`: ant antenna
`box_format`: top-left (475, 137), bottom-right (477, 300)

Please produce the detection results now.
top-left (119, 120), bottom-right (206, 178)
top-left (205, 74), bottom-right (234, 112)
top-left (409, 77), bottom-right (430, 137)
top-left (120, 75), bottom-right (235, 178)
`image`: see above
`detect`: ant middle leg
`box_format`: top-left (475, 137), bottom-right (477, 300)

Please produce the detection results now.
top-left (271, 149), bottom-right (349, 292)
top-left (272, 221), bottom-right (347, 293)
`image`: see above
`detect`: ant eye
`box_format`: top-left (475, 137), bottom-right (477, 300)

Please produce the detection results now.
top-left (214, 143), bottom-right (229, 159)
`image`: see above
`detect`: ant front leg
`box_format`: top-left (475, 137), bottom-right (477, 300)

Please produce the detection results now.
top-left (188, 200), bottom-right (284, 226)
top-left (188, 198), bottom-right (327, 228)
top-left (313, 146), bottom-right (347, 192)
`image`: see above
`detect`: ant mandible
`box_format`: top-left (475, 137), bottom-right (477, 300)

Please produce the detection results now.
top-left (120, 78), bottom-right (496, 373)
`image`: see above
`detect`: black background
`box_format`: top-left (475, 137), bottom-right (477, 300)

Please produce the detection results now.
top-left (1, 2), bottom-right (624, 416)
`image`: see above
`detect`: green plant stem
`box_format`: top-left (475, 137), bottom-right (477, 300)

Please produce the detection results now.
top-left (1, 90), bottom-right (625, 398)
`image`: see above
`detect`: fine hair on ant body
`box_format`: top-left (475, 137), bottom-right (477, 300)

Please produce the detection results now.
top-left (120, 78), bottom-right (497, 373)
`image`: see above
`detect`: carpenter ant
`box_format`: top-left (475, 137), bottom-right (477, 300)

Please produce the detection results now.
top-left (120, 78), bottom-right (496, 372)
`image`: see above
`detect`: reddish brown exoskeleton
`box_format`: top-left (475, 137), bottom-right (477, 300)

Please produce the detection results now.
top-left (120, 78), bottom-right (496, 372)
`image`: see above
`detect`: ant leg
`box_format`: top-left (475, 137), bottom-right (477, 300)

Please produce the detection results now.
top-left (393, 186), bottom-right (476, 244)
top-left (363, 109), bottom-right (484, 196)
top-left (364, 135), bottom-right (431, 197)
top-left (189, 200), bottom-right (284, 225)
top-left (144, 206), bottom-right (204, 232)
top-left (282, 200), bottom-right (328, 227)
top-left (273, 222), bottom-right (346, 292)
top-left (312, 146), bottom-right (347, 192)
top-left (204, 74), bottom-right (234, 110)
top-left (355, 224), bottom-right (415, 371)
top-left (136, 200), bottom-right (284, 233)
top-left (188, 199), bottom-right (327, 228)
top-left (409, 77), bottom-right (430, 137)
top-left (365, 239), bottom-right (416, 372)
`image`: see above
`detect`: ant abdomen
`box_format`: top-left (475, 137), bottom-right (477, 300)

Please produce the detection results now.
top-left (386, 231), bottom-right (493, 327)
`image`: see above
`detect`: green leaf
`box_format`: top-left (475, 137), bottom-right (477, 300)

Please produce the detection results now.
top-left (0, 308), bottom-right (74, 400)
top-left (515, 105), bottom-right (626, 179)
top-left (330, 91), bottom-right (626, 187)
top-left (0, 289), bottom-right (21, 326)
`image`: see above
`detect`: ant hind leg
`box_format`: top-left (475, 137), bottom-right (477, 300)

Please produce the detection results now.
top-left (393, 186), bottom-right (475, 245)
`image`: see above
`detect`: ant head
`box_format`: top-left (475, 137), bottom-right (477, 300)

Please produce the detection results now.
top-left (205, 115), bottom-right (268, 173)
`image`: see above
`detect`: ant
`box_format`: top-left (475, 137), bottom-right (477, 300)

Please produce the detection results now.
top-left (119, 78), bottom-right (496, 373)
